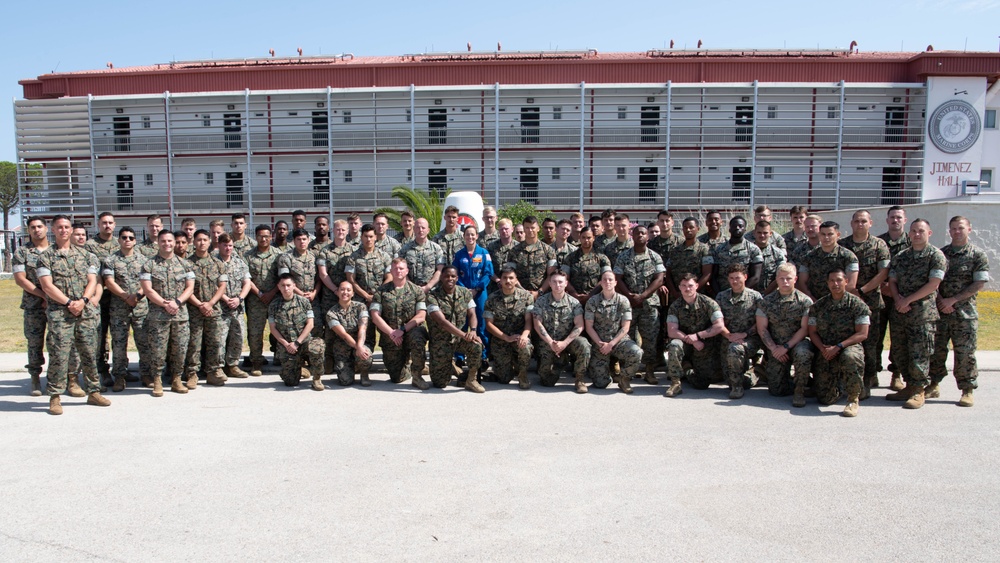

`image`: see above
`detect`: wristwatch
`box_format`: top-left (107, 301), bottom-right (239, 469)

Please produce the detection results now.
top-left (65, 298), bottom-right (72, 307)
top-left (836, 342), bottom-right (844, 349)
top-left (82, 297), bottom-right (90, 304)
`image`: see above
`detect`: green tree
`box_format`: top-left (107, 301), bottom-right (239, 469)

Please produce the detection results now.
top-left (497, 200), bottom-right (553, 226)
top-left (0, 161), bottom-right (20, 271)
top-left (373, 185), bottom-right (451, 233)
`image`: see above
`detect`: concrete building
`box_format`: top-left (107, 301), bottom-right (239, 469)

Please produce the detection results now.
top-left (14, 48), bottom-right (1000, 230)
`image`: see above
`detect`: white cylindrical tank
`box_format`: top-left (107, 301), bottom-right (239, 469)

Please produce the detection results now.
top-left (441, 191), bottom-right (484, 232)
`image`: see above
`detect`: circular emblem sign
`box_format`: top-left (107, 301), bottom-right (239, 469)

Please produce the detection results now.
top-left (928, 100), bottom-right (981, 154)
top-left (456, 213), bottom-right (477, 227)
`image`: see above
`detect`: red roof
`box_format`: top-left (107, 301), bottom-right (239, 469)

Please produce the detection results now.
top-left (19, 49), bottom-right (1000, 99)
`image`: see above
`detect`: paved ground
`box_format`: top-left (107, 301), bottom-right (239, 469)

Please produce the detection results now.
top-left (1, 351), bottom-right (998, 562)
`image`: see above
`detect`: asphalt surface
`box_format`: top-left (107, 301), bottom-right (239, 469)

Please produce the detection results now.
top-left (1, 351), bottom-right (998, 562)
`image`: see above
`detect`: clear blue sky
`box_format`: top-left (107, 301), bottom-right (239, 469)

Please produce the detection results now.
top-left (4, 0), bottom-right (1000, 164)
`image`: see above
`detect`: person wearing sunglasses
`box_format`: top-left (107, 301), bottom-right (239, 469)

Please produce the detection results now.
top-left (102, 226), bottom-right (151, 392)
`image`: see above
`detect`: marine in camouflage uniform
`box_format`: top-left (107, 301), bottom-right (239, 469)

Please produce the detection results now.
top-left (585, 291), bottom-right (641, 390)
top-left (185, 252), bottom-right (228, 383)
top-left (275, 247), bottom-right (319, 335)
top-left (141, 252), bottom-right (194, 392)
top-left (375, 235), bottom-right (402, 259)
top-left (532, 289), bottom-right (591, 388)
top-left (787, 240), bottom-right (820, 269)
top-left (371, 280), bottom-right (428, 383)
top-left (808, 291), bottom-right (870, 405)
top-left (399, 239), bottom-right (445, 287)
top-left (244, 244), bottom-right (280, 369)
top-left (508, 240), bottom-right (557, 293)
top-left (230, 234), bottom-right (254, 257)
top-left (486, 237), bottom-right (517, 292)
top-left (648, 231), bottom-right (682, 264)
top-left (783, 229), bottom-right (808, 250)
top-left (697, 232), bottom-right (727, 253)
top-left (563, 247), bottom-right (612, 301)
top-left (478, 229), bottom-right (500, 249)
top-left (219, 252), bottom-right (251, 372)
top-left (665, 293), bottom-right (723, 389)
top-left (37, 244), bottom-right (103, 397)
top-left (798, 245), bottom-right (859, 300)
top-left (710, 239), bottom-right (763, 294)
top-left (551, 241), bottom-right (577, 268)
top-left (929, 239), bottom-right (990, 394)
top-left (269, 292), bottom-right (325, 387)
top-left (614, 244), bottom-right (665, 376)
top-left (603, 237), bottom-right (633, 263)
top-left (426, 284), bottom-right (483, 389)
top-left (839, 233), bottom-right (890, 391)
top-left (102, 249), bottom-right (151, 386)
top-left (876, 230), bottom-right (910, 376)
top-left (665, 240), bottom-right (712, 295)
top-left (138, 239), bottom-right (159, 259)
top-left (717, 286), bottom-right (764, 392)
top-left (744, 230), bottom-right (786, 251)
top-left (13, 242), bottom-right (49, 391)
top-left (433, 230), bottom-right (464, 263)
top-left (755, 288), bottom-right (814, 396)
top-left (346, 246), bottom-right (392, 348)
top-left (316, 241), bottom-right (354, 331)
top-left (483, 285), bottom-right (534, 385)
top-left (84, 232), bottom-right (120, 380)
top-left (754, 242), bottom-right (786, 294)
top-left (325, 299), bottom-right (373, 386)
top-left (888, 239), bottom-right (947, 392)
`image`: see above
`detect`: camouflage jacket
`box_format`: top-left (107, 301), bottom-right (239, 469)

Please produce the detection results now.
top-left (562, 249), bottom-right (612, 297)
top-left (532, 291), bottom-right (584, 341)
top-left (478, 229), bottom-right (500, 249)
top-left (188, 253), bottom-right (228, 317)
top-left (12, 243), bottom-right (49, 310)
top-left (717, 287), bottom-right (763, 335)
top-left (799, 245), bottom-right (859, 300)
top-left (744, 231), bottom-right (786, 250)
top-left (483, 287), bottom-right (534, 335)
top-left (140, 254), bottom-right (194, 322)
top-left (433, 230), bottom-right (464, 263)
top-left (326, 299), bottom-right (369, 337)
top-left (666, 241), bottom-right (712, 288)
top-left (275, 249), bottom-right (317, 294)
top-left (243, 246), bottom-right (281, 294)
top-left (603, 237), bottom-right (634, 263)
top-left (371, 280), bottom-right (426, 329)
top-left (220, 255), bottom-right (251, 315)
top-left (426, 286), bottom-right (476, 340)
top-left (346, 247), bottom-right (393, 296)
top-left (666, 293), bottom-right (723, 334)
top-left (508, 241), bottom-right (557, 292)
top-left (648, 232), bottom-right (683, 265)
top-left (697, 232), bottom-right (727, 253)
top-left (375, 236), bottom-right (402, 259)
top-left (102, 250), bottom-right (149, 316)
top-left (755, 289), bottom-right (813, 344)
top-left (938, 242), bottom-right (990, 320)
top-left (37, 245), bottom-right (101, 320)
top-left (889, 244), bottom-right (947, 308)
top-left (808, 292), bottom-right (871, 345)
top-left (755, 243), bottom-right (787, 293)
top-left (83, 234), bottom-right (120, 262)
top-left (585, 291), bottom-right (633, 342)
top-left (399, 239), bottom-right (445, 287)
top-left (614, 247), bottom-right (666, 307)
top-left (839, 234), bottom-right (890, 309)
top-left (268, 294), bottom-right (314, 341)
top-left (710, 239), bottom-right (764, 293)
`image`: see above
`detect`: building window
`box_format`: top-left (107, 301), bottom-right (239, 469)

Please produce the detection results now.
top-left (552, 167), bottom-right (561, 180)
top-left (617, 167), bottom-right (626, 180)
top-left (145, 174), bottom-right (154, 186)
top-left (405, 109), bottom-right (411, 123)
top-left (825, 166), bottom-right (835, 180)
top-left (407, 169), bottom-right (412, 182)
top-left (986, 109), bottom-right (997, 129)
top-left (142, 116), bottom-right (151, 129)
top-left (344, 170), bottom-right (353, 182)
top-left (827, 105), bottom-right (839, 119)
top-left (343, 110), bottom-right (352, 124)
top-left (202, 115), bottom-right (211, 127)
top-left (617, 106), bottom-right (627, 120)
top-left (767, 106), bottom-right (777, 119)
top-left (205, 172), bottom-right (214, 185)
top-left (763, 166), bottom-right (773, 179)
top-left (982, 169), bottom-right (993, 189)
top-left (553, 107), bottom-right (562, 120)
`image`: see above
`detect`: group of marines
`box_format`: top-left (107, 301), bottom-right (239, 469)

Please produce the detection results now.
top-left (14, 202), bottom-right (988, 418)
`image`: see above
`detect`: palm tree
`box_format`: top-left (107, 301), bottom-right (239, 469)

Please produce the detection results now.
top-left (373, 185), bottom-right (451, 232)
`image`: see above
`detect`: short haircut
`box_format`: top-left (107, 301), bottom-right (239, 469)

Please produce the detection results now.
top-left (887, 205), bottom-right (905, 215)
top-left (541, 217), bottom-right (556, 225)
top-left (193, 229), bottom-right (210, 240)
top-left (820, 221), bottom-right (840, 231)
top-left (444, 205), bottom-right (459, 215)
top-left (441, 265), bottom-right (458, 276)
top-left (119, 226), bottom-right (135, 236)
top-left (390, 256), bottom-right (408, 267)
top-left (400, 210), bottom-right (415, 220)
top-left (647, 222), bottom-right (658, 230)
top-left (347, 213), bottom-right (361, 222)
top-left (755, 220), bottom-right (772, 230)
top-left (679, 272), bottom-right (698, 283)
top-left (852, 209), bottom-right (871, 220)
top-left (274, 220), bottom-right (288, 228)
top-left (314, 216), bottom-right (328, 224)
top-left (789, 205), bottom-right (807, 215)
top-left (278, 272), bottom-right (294, 282)
top-left (168, 230), bottom-right (184, 240)
top-left (146, 214), bottom-right (161, 222)
top-left (911, 218), bottom-right (931, 229)
top-left (291, 228), bottom-right (309, 239)
top-left (657, 210), bottom-right (674, 220)
top-left (776, 263), bottom-right (797, 276)
top-left (484, 206), bottom-right (497, 216)
top-left (547, 269), bottom-right (568, 281)
top-left (682, 216), bottom-right (700, 227)
top-left (332, 219), bottom-right (348, 228)
top-left (255, 224), bottom-right (272, 235)
top-left (589, 215), bottom-right (602, 224)
top-left (181, 218), bottom-right (197, 227)
top-left (26, 216), bottom-right (45, 226)
top-left (360, 224), bottom-right (375, 234)
top-left (522, 215), bottom-right (539, 226)
top-left (217, 233), bottom-right (232, 244)
top-left (499, 266), bottom-right (518, 276)
top-left (98, 211), bottom-right (114, 220)
top-left (231, 213), bottom-right (246, 222)
top-left (373, 212), bottom-right (388, 222)
top-left (730, 215), bottom-right (746, 226)
top-left (497, 218), bottom-right (512, 228)
top-left (556, 219), bottom-right (572, 228)
top-left (72, 222), bottom-right (87, 231)
top-left (208, 219), bottom-right (225, 229)
top-left (569, 212), bottom-right (584, 221)
top-left (805, 214), bottom-right (823, 223)
top-left (949, 215), bottom-right (970, 227)
top-left (706, 209), bottom-right (721, 218)
top-left (727, 263), bottom-right (748, 276)
top-left (51, 214), bottom-right (71, 225)
top-left (616, 213), bottom-right (630, 222)
top-left (827, 268), bottom-right (846, 279)
top-left (601, 209), bottom-right (616, 219)
top-left (292, 209), bottom-right (306, 219)
top-left (753, 205), bottom-right (771, 214)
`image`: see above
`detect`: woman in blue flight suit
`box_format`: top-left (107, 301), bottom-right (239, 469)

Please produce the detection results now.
top-left (453, 224), bottom-right (493, 367)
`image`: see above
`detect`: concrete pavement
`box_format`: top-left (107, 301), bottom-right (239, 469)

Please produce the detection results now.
top-left (1, 351), bottom-right (998, 562)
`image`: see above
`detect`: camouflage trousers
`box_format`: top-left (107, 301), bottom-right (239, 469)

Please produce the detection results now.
top-left (666, 338), bottom-right (721, 389)
top-left (629, 305), bottom-right (661, 369)
top-left (429, 334), bottom-right (483, 388)
top-left (109, 306), bottom-right (150, 380)
top-left (380, 326), bottom-right (428, 383)
top-left (930, 314), bottom-right (978, 390)
top-left (889, 302), bottom-right (937, 387)
top-left (589, 337), bottom-right (642, 388)
top-left (311, 302), bottom-right (327, 339)
top-left (147, 320), bottom-right (190, 379)
top-left (186, 312), bottom-right (222, 376)
top-left (23, 307), bottom-right (47, 377)
top-left (766, 340), bottom-right (814, 396)
top-left (218, 310), bottom-right (246, 368)
top-left (490, 338), bottom-right (533, 384)
top-left (861, 299), bottom-right (881, 388)
top-left (537, 337), bottom-right (591, 386)
top-left (245, 296), bottom-right (269, 363)
top-left (278, 337), bottom-right (325, 385)
top-left (721, 335), bottom-right (761, 389)
top-left (45, 311), bottom-right (100, 396)
top-left (97, 293), bottom-right (112, 375)
top-left (877, 295), bottom-right (896, 373)
top-left (812, 343), bottom-right (864, 404)
top-left (326, 337), bottom-right (374, 386)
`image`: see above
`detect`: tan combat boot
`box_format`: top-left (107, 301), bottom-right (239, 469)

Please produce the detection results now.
top-left (67, 376), bottom-right (86, 398)
top-left (618, 374), bottom-right (633, 394)
top-left (958, 390), bottom-right (974, 407)
top-left (250, 360), bottom-right (263, 377)
top-left (171, 376), bottom-right (188, 394)
top-left (886, 383), bottom-right (917, 402)
top-left (664, 376), bottom-right (682, 397)
top-left (87, 392), bottom-right (111, 407)
top-left (152, 377), bottom-right (164, 397)
top-left (842, 394), bottom-right (860, 417)
top-left (224, 365), bottom-right (250, 379)
top-left (516, 368), bottom-right (531, 390)
top-left (311, 376), bottom-right (325, 391)
top-left (643, 364), bottom-right (658, 385)
top-left (30, 374), bottom-right (42, 397)
top-left (465, 367), bottom-right (485, 393)
top-left (903, 387), bottom-right (926, 409)
top-left (574, 373), bottom-right (588, 394)
top-left (888, 372), bottom-right (905, 391)
top-left (360, 371), bottom-right (372, 387)
top-left (185, 373), bottom-right (199, 389)
top-left (206, 369), bottom-right (227, 387)
top-left (49, 395), bottom-right (63, 415)
top-left (923, 383), bottom-right (940, 399)
top-left (141, 373), bottom-right (154, 388)
top-left (112, 376), bottom-right (126, 393)
top-left (411, 371), bottom-right (430, 391)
